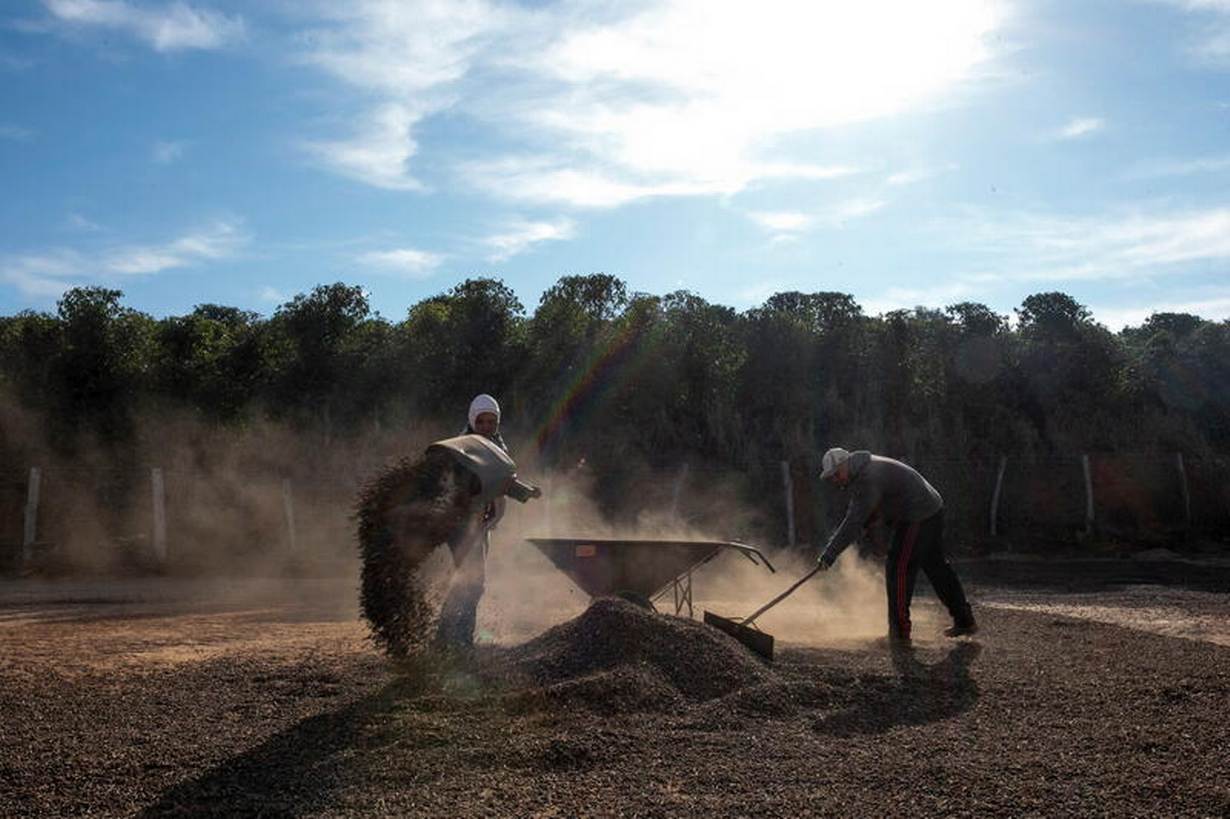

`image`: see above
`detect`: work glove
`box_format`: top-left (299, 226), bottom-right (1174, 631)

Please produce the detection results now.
top-left (816, 551), bottom-right (835, 570)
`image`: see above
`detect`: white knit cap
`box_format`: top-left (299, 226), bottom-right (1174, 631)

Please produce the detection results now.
top-left (468, 393), bottom-right (501, 429)
top-left (820, 447), bottom-right (850, 479)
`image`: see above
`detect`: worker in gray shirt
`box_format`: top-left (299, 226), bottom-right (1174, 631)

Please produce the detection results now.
top-left (817, 447), bottom-right (977, 641)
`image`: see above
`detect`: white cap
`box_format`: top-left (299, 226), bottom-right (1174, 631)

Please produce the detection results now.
top-left (820, 447), bottom-right (850, 479)
top-left (468, 393), bottom-right (501, 429)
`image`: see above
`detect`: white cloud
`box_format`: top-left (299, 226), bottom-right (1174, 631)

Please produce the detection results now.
top-left (152, 140), bottom-right (186, 164)
top-left (860, 281), bottom-right (979, 316)
top-left (1125, 153), bottom-right (1230, 179)
top-left (732, 278), bottom-right (794, 308)
top-left (1142, 0), bottom-right (1230, 64)
top-left (304, 103), bottom-right (425, 190)
top-left (1092, 294), bottom-right (1230, 330)
top-left (1164, 0), bottom-right (1230, 9)
top-left (482, 218), bottom-right (576, 262)
top-left (42, 0), bottom-right (245, 52)
top-left (747, 210), bottom-right (816, 244)
top-left (295, 1), bottom-right (1003, 205)
top-left (1050, 116), bottom-right (1104, 141)
top-left (886, 164), bottom-right (956, 186)
top-left (461, 157), bottom-right (703, 209)
top-left (749, 211), bottom-right (813, 233)
top-left (941, 205), bottom-right (1230, 283)
top-left (66, 212), bottom-right (103, 232)
top-left (0, 251), bottom-right (86, 298)
top-left (1193, 26), bottom-right (1230, 61)
top-left (357, 247), bottom-right (444, 279)
top-left (0, 124), bottom-right (35, 142)
top-left (1, 220), bottom-right (247, 297)
top-left (747, 197), bottom-right (887, 241)
top-left (833, 198), bottom-right (888, 221)
top-left (299, 1), bottom-right (504, 97)
top-left (0, 51), bottom-right (36, 71)
top-left (104, 220), bottom-right (244, 273)
top-left (257, 285), bottom-right (287, 305)
top-left (296, 1), bottom-right (506, 190)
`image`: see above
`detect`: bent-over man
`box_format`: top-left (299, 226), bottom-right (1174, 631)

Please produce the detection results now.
top-left (817, 447), bottom-right (977, 641)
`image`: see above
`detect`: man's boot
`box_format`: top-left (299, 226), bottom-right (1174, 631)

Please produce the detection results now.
top-left (944, 604), bottom-right (978, 637)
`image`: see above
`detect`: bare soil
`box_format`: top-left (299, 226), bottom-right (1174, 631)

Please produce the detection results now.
top-left (1, 565), bottom-right (1228, 818)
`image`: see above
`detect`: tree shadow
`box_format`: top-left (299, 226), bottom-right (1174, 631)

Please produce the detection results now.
top-left (137, 668), bottom-right (437, 818)
top-left (813, 641), bottom-right (982, 738)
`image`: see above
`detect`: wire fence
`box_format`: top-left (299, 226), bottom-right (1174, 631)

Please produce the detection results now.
top-left (2, 452), bottom-right (1228, 572)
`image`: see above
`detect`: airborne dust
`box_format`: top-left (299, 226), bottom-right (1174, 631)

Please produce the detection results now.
top-left (3, 392), bottom-right (904, 651)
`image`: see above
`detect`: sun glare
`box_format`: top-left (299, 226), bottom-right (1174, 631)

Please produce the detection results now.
top-left (536, 0), bottom-right (1004, 191)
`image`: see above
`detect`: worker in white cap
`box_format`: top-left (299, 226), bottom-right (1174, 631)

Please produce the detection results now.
top-left (818, 447), bottom-right (976, 642)
top-left (465, 393), bottom-right (506, 449)
top-left (436, 393), bottom-right (540, 649)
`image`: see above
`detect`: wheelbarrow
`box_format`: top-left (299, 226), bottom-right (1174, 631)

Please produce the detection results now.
top-left (527, 537), bottom-right (775, 618)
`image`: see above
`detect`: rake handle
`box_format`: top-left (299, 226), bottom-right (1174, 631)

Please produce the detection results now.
top-left (742, 564), bottom-right (824, 628)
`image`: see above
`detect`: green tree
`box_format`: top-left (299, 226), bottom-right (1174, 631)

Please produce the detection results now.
top-left (268, 283), bottom-right (380, 433)
top-left (0, 310), bottom-right (62, 410)
top-left (399, 278), bottom-right (526, 418)
top-left (52, 287), bottom-right (155, 442)
top-left (1014, 292), bottom-right (1124, 449)
top-left (152, 304), bottom-right (270, 422)
top-left (522, 274), bottom-right (629, 456)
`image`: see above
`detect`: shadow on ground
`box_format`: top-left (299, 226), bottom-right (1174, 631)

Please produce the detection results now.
top-left (137, 670), bottom-right (430, 818)
top-left (813, 642), bottom-right (982, 737)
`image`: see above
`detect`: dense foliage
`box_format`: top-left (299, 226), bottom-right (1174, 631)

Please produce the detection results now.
top-left (2, 277), bottom-right (1227, 544)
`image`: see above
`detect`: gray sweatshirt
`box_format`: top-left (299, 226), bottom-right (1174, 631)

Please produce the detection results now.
top-left (820, 451), bottom-right (943, 564)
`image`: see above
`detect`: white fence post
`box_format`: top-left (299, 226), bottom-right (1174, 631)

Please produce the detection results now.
top-left (151, 468), bottom-right (167, 563)
top-left (1081, 454), bottom-right (1094, 536)
top-left (542, 476), bottom-right (553, 536)
top-left (1176, 453), bottom-right (1191, 531)
top-left (990, 456), bottom-right (1007, 536)
top-left (23, 467), bottom-right (41, 565)
top-left (781, 460), bottom-right (795, 547)
top-left (282, 478), bottom-right (297, 553)
top-left (670, 462), bottom-right (690, 523)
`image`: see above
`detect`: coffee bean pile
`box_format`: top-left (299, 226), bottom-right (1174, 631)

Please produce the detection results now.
top-left (482, 597), bottom-right (773, 710)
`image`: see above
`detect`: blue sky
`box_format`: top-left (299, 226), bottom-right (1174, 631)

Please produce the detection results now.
top-left (2, 0), bottom-right (1230, 328)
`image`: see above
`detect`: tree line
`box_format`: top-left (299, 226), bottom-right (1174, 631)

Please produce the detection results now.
top-left (2, 276), bottom-right (1228, 538)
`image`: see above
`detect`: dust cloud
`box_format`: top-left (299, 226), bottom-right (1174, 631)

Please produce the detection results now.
top-left (1, 395), bottom-right (439, 582)
top-left (4, 393), bottom-right (910, 649)
top-left (477, 463), bottom-right (912, 648)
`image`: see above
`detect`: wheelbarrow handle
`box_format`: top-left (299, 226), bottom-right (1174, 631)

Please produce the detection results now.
top-left (742, 564), bottom-right (824, 628)
top-left (726, 541), bottom-right (776, 573)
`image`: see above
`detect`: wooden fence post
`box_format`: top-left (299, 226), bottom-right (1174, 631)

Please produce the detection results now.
top-left (1176, 453), bottom-right (1191, 531)
top-left (670, 463), bottom-right (690, 523)
top-left (282, 478), bottom-right (298, 553)
top-left (1081, 454), bottom-right (1094, 536)
top-left (990, 456), bottom-right (1007, 536)
top-left (542, 476), bottom-right (553, 536)
top-left (151, 468), bottom-right (167, 563)
top-left (23, 467), bottom-right (41, 566)
top-left (781, 460), bottom-right (795, 547)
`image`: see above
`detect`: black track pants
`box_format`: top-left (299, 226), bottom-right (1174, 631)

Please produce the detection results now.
top-left (885, 509), bottom-right (973, 639)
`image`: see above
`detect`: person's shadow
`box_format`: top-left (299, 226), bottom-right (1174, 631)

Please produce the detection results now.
top-left (813, 641), bottom-right (982, 737)
top-left (137, 668), bottom-right (436, 818)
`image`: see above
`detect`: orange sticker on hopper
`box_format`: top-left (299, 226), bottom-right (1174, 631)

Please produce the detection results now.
top-left (575, 544), bottom-right (597, 557)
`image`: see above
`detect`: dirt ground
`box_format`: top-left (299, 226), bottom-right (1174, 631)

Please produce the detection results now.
top-left (2, 560), bottom-right (1228, 818)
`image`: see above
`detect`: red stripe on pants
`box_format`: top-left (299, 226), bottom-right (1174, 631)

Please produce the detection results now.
top-left (896, 522), bottom-right (921, 637)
